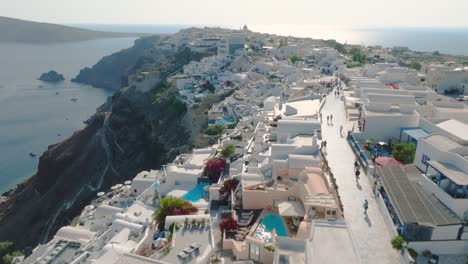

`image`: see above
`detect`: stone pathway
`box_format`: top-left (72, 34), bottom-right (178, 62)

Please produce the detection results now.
top-left (321, 88), bottom-right (400, 264)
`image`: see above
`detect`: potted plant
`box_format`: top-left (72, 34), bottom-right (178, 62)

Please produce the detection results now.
top-left (391, 235), bottom-right (405, 250)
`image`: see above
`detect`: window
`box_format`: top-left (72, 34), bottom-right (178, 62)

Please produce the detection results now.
top-left (422, 154), bottom-right (430, 165)
top-left (249, 243), bottom-right (260, 261)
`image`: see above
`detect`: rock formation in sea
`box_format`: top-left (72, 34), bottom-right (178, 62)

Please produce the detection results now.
top-left (0, 34), bottom-right (217, 249)
top-left (38, 70), bottom-right (65, 83)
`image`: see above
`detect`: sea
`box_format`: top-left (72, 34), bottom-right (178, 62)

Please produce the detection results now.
top-left (0, 38), bottom-right (136, 193)
top-left (1, 24), bottom-right (467, 193)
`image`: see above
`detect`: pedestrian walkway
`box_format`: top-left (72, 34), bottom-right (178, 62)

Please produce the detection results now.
top-left (321, 87), bottom-right (400, 264)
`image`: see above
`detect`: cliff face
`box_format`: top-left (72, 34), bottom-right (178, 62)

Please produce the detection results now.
top-left (0, 38), bottom-right (210, 249)
top-left (72, 36), bottom-right (163, 90)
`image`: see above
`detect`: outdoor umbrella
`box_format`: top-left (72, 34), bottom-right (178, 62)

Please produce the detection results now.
top-left (375, 156), bottom-right (403, 167)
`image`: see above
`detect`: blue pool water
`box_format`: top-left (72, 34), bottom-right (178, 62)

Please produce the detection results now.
top-left (182, 182), bottom-right (209, 203)
top-left (253, 213), bottom-right (288, 243)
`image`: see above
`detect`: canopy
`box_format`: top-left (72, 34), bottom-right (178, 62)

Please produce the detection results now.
top-left (278, 201), bottom-right (305, 217)
top-left (375, 157), bottom-right (403, 167)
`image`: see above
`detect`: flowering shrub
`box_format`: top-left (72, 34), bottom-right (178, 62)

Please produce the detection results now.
top-left (153, 197), bottom-right (197, 223)
top-left (219, 217), bottom-right (239, 232)
top-left (204, 158), bottom-right (225, 183)
top-left (219, 178), bottom-right (239, 196)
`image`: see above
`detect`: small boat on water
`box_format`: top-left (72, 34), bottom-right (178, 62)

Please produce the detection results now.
top-left (56, 91), bottom-right (59, 95)
top-left (29, 152), bottom-right (36, 157)
top-left (70, 98), bottom-right (78, 102)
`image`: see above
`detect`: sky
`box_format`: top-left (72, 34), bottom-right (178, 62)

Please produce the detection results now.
top-left (1, 0), bottom-right (468, 28)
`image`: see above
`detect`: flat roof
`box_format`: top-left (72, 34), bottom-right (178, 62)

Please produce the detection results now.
top-left (378, 165), bottom-right (461, 226)
top-left (436, 119), bottom-right (468, 141)
top-left (424, 135), bottom-right (461, 152)
top-left (307, 220), bottom-right (359, 264)
top-left (427, 160), bottom-right (468, 185)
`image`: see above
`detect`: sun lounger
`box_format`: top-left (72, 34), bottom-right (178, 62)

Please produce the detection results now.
top-left (190, 243), bottom-right (201, 249)
top-left (183, 247), bottom-right (195, 254)
top-left (241, 211), bottom-right (253, 217)
top-left (238, 217), bottom-right (252, 227)
top-left (178, 251), bottom-right (188, 259)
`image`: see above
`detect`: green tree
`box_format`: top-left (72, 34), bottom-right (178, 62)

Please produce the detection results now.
top-left (391, 143), bottom-right (416, 164)
top-left (205, 125), bottom-right (224, 136)
top-left (432, 51), bottom-right (441, 56)
top-left (220, 144), bottom-right (235, 158)
top-left (289, 55), bottom-right (303, 64)
top-left (408, 61), bottom-right (422, 71)
top-left (2, 251), bottom-right (23, 264)
top-left (0, 242), bottom-right (14, 257)
top-left (349, 47), bottom-right (361, 55)
top-left (334, 43), bottom-right (347, 54)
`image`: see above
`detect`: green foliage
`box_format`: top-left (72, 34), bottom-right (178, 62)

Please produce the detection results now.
top-left (432, 51), bottom-right (441, 56)
top-left (220, 144), bottom-right (235, 158)
top-left (289, 55), bottom-right (303, 64)
top-left (0, 242), bottom-right (22, 264)
top-left (264, 245), bottom-right (275, 252)
top-left (153, 197), bottom-right (197, 227)
top-left (408, 61), bottom-right (422, 71)
top-left (227, 123), bottom-right (237, 129)
top-left (0, 242), bottom-right (14, 257)
top-left (462, 61), bottom-right (468, 66)
top-left (2, 251), bottom-right (23, 264)
top-left (202, 81), bottom-right (215, 93)
top-left (334, 43), bottom-right (347, 54)
top-left (349, 47), bottom-right (361, 55)
top-left (170, 96), bottom-right (187, 116)
top-left (391, 235), bottom-right (405, 250)
top-left (391, 143), bottom-right (416, 164)
top-left (346, 63), bottom-right (363, 68)
top-left (205, 125), bottom-right (224, 136)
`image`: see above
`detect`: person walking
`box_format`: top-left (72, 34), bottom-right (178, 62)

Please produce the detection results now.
top-left (363, 199), bottom-right (369, 214)
top-left (326, 115), bottom-right (329, 125)
top-left (320, 112), bottom-right (323, 123)
top-left (355, 168), bottom-right (360, 181)
top-left (339, 124), bottom-right (343, 136)
top-left (330, 114), bottom-right (333, 125)
top-left (323, 140), bottom-right (327, 150)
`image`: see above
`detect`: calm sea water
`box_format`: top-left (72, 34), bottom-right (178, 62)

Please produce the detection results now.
top-left (0, 38), bottom-right (136, 193)
top-left (251, 25), bottom-right (468, 56)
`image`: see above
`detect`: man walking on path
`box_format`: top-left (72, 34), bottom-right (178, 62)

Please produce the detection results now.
top-left (326, 115), bottom-right (329, 125)
top-left (363, 199), bottom-right (369, 214)
top-left (323, 140), bottom-right (327, 151)
top-left (330, 114), bottom-right (333, 125)
top-left (339, 124), bottom-right (343, 136)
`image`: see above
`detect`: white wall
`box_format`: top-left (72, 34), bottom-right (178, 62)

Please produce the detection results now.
top-left (431, 225), bottom-right (462, 240)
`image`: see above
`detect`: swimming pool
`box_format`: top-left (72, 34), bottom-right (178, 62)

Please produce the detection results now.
top-left (253, 213), bottom-right (288, 243)
top-left (182, 182), bottom-right (209, 203)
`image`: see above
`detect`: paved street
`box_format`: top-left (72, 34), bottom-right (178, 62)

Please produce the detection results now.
top-left (321, 88), bottom-right (400, 264)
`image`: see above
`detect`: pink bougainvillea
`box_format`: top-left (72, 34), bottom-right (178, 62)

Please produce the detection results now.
top-left (204, 158), bottom-right (225, 183)
top-left (219, 217), bottom-right (239, 232)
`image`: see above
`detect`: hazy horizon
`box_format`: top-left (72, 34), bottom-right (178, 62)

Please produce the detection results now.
top-left (2, 0), bottom-right (468, 28)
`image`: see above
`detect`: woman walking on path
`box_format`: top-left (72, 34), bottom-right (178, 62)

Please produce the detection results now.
top-left (363, 199), bottom-right (369, 214)
top-left (355, 168), bottom-right (360, 181)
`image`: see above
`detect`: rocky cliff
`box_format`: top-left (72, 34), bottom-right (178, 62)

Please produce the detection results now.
top-left (0, 36), bottom-right (214, 249)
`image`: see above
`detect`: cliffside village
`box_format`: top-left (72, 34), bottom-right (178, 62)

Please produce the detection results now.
top-left (18, 27), bottom-right (468, 264)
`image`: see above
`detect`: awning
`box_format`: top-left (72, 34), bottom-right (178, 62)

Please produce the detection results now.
top-left (402, 128), bottom-right (430, 141)
top-left (427, 160), bottom-right (468, 185)
top-left (278, 201), bottom-right (305, 217)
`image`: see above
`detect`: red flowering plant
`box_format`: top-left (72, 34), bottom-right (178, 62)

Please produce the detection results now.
top-left (219, 217), bottom-right (239, 232)
top-left (219, 178), bottom-right (239, 196)
top-left (204, 158), bottom-right (225, 183)
top-left (153, 197), bottom-right (197, 225)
